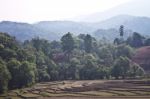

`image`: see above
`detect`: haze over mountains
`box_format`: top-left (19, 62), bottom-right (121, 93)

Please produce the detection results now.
top-left (0, 0), bottom-right (150, 41)
top-left (75, 0), bottom-right (150, 22)
top-left (0, 15), bottom-right (150, 41)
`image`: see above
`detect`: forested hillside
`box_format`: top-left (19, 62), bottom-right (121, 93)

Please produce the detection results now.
top-left (1, 15), bottom-right (150, 41)
top-left (0, 25), bottom-right (150, 93)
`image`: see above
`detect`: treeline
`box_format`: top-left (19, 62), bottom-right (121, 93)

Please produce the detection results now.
top-left (0, 26), bottom-right (148, 93)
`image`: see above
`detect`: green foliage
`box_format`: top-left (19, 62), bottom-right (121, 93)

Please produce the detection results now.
top-left (0, 31), bottom-right (147, 93)
top-left (38, 69), bottom-right (50, 82)
top-left (0, 48), bottom-right (17, 60)
top-left (46, 59), bottom-right (58, 81)
top-left (128, 63), bottom-right (145, 77)
top-left (68, 58), bottom-right (80, 80)
top-left (84, 34), bottom-right (93, 53)
top-left (7, 59), bottom-right (21, 89)
top-left (61, 32), bottom-right (75, 53)
top-left (111, 56), bottom-right (130, 79)
top-left (19, 61), bottom-right (36, 87)
top-left (97, 46), bottom-right (113, 66)
top-left (80, 54), bottom-right (98, 80)
top-left (127, 32), bottom-right (145, 48)
top-left (144, 38), bottom-right (150, 46)
top-left (115, 44), bottom-right (134, 58)
top-left (0, 59), bottom-right (11, 93)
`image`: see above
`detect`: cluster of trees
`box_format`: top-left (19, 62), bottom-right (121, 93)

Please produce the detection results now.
top-left (115, 25), bottom-right (150, 48)
top-left (0, 27), bottom-right (146, 93)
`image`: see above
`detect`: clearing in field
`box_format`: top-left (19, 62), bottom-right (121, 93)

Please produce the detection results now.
top-left (0, 80), bottom-right (150, 99)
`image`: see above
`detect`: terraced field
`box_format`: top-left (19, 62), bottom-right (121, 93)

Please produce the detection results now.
top-left (0, 80), bottom-right (150, 99)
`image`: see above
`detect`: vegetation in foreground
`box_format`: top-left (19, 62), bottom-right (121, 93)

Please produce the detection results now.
top-left (0, 25), bottom-right (150, 93)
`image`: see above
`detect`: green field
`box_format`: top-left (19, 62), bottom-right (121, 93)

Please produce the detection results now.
top-left (0, 80), bottom-right (150, 99)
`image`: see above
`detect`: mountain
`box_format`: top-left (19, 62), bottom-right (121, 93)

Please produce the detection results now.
top-left (93, 15), bottom-right (150, 36)
top-left (0, 15), bottom-right (150, 41)
top-left (76, 0), bottom-right (150, 22)
top-left (93, 28), bottom-right (132, 41)
top-left (0, 21), bottom-right (95, 41)
top-left (34, 21), bottom-right (95, 35)
top-left (0, 21), bottom-right (61, 41)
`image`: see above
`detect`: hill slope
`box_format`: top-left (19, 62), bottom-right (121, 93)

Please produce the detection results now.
top-left (0, 21), bottom-right (60, 41)
top-left (93, 15), bottom-right (150, 39)
top-left (76, 0), bottom-right (150, 22)
top-left (0, 15), bottom-right (150, 41)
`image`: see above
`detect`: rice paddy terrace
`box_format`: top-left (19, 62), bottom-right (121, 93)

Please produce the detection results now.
top-left (0, 79), bottom-right (150, 99)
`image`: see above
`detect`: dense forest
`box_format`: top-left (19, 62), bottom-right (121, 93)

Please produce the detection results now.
top-left (0, 25), bottom-right (150, 93)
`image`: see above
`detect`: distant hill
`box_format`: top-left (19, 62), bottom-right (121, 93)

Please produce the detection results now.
top-left (93, 28), bottom-right (132, 41)
top-left (92, 15), bottom-right (150, 39)
top-left (0, 15), bottom-right (150, 41)
top-left (34, 21), bottom-right (95, 35)
top-left (0, 21), bottom-right (94, 41)
top-left (75, 0), bottom-right (150, 22)
top-left (0, 21), bottom-right (60, 41)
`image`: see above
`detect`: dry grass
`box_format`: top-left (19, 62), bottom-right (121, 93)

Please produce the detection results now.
top-left (1, 80), bottom-right (150, 99)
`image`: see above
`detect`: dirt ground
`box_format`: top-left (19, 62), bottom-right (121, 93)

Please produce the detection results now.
top-left (39, 96), bottom-right (150, 99)
top-left (0, 79), bottom-right (150, 99)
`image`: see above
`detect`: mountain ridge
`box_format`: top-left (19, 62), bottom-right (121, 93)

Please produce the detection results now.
top-left (75, 0), bottom-right (150, 22)
top-left (0, 15), bottom-right (150, 41)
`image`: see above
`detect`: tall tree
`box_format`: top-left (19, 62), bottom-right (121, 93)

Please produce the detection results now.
top-left (84, 34), bottom-right (92, 53)
top-left (119, 25), bottom-right (124, 37)
top-left (61, 32), bottom-right (75, 61)
top-left (61, 32), bottom-right (75, 53)
top-left (127, 32), bottom-right (145, 48)
top-left (111, 56), bottom-right (130, 79)
top-left (0, 59), bottom-right (11, 93)
top-left (19, 61), bottom-right (36, 87)
top-left (7, 59), bottom-right (21, 89)
top-left (115, 44), bottom-right (133, 59)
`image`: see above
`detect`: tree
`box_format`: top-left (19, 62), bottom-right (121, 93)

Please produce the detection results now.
top-left (96, 67), bottom-right (111, 79)
top-left (58, 63), bottom-right (70, 80)
top-left (46, 59), bottom-right (59, 81)
top-left (0, 59), bottom-right (11, 93)
top-left (61, 32), bottom-right (75, 53)
top-left (84, 34), bottom-right (93, 53)
top-left (61, 32), bottom-right (75, 61)
top-left (144, 38), bottom-right (150, 46)
top-left (115, 44), bottom-right (134, 59)
top-left (111, 63), bottom-right (123, 79)
top-left (80, 60), bottom-right (97, 80)
top-left (50, 40), bottom-right (61, 49)
top-left (0, 48), bottom-right (17, 61)
top-left (38, 69), bottom-right (50, 82)
top-left (127, 32), bottom-right (145, 48)
top-left (67, 58), bottom-right (80, 80)
top-left (111, 56), bottom-right (130, 79)
top-left (97, 47), bottom-right (113, 66)
top-left (80, 54), bottom-right (97, 80)
top-left (7, 59), bottom-right (21, 89)
top-left (119, 25), bottom-right (124, 37)
top-left (114, 25), bottom-right (125, 45)
top-left (19, 61), bottom-right (36, 87)
top-left (129, 63), bottom-right (145, 77)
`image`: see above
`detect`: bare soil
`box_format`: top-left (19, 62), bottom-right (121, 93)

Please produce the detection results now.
top-left (0, 79), bottom-right (150, 99)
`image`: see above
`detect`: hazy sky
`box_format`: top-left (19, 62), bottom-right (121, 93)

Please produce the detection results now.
top-left (0, 0), bottom-right (131, 23)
